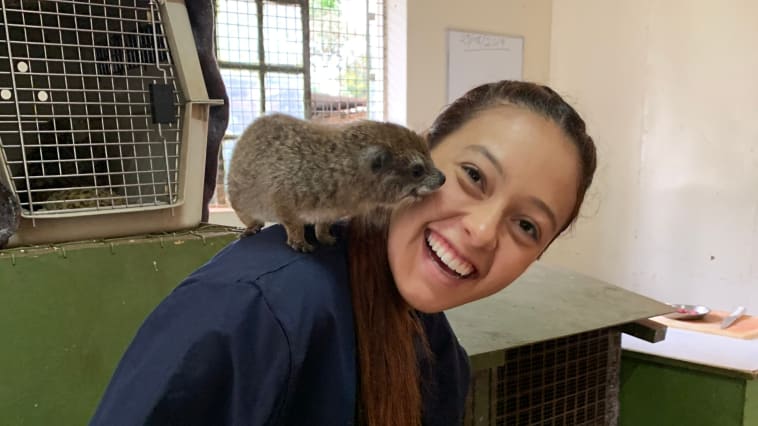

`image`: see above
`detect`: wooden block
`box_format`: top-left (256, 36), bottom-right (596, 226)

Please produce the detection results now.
top-left (619, 318), bottom-right (668, 343)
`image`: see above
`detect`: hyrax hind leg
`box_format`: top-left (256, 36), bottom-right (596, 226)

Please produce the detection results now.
top-left (277, 210), bottom-right (313, 252)
top-left (235, 210), bottom-right (265, 238)
top-left (315, 222), bottom-right (336, 246)
top-left (241, 220), bottom-right (265, 237)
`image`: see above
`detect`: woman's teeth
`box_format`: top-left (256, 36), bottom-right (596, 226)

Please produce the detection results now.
top-left (426, 232), bottom-right (474, 277)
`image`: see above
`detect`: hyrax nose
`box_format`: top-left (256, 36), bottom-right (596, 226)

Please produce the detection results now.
top-left (431, 169), bottom-right (446, 188)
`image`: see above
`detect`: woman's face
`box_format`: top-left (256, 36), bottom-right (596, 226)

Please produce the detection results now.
top-left (388, 105), bottom-right (581, 313)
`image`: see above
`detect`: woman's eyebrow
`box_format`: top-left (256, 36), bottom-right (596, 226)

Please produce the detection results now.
top-left (465, 145), bottom-right (503, 175)
top-left (528, 196), bottom-right (558, 231)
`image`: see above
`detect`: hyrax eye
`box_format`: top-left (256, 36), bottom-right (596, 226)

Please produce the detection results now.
top-left (411, 164), bottom-right (425, 178)
top-left (371, 149), bottom-right (391, 172)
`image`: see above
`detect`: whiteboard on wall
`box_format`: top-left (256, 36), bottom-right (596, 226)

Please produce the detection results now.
top-left (446, 30), bottom-right (524, 104)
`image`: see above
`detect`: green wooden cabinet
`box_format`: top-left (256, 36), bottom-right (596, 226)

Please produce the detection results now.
top-left (621, 349), bottom-right (757, 426)
top-left (0, 226), bottom-right (239, 426)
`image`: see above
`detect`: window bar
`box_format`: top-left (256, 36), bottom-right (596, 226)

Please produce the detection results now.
top-left (365, 0), bottom-right (370, 115)
top-left (301, 0), bottom-right (310, 119)
top-left (256, 0), bottom-right (265, 114)
top-left (216, 61), bottom-right (302, 74)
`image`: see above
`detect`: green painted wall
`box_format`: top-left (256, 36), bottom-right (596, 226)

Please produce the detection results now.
top-left (620, 352), bottom-right (752, 426)
top-left (0, 228), bottom-right (238, 426)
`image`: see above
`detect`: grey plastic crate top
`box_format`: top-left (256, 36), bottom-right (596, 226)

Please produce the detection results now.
top-left (446, 261), bottom-right (672, 370)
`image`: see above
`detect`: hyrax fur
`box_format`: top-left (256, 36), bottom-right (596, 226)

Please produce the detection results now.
top-left (227, 113), bottom-right (445, 252)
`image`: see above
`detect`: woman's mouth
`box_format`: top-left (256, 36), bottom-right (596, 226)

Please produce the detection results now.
top-left (424, 229), bottom-right (477, 279)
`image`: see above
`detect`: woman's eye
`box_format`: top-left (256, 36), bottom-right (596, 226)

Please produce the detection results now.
top-left (462, 165), bottom-right (482, 183)
top-left (519, 220), bottom-right (539, 240)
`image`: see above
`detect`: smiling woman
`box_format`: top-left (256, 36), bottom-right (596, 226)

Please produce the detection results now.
top-left (351, 81), bottom-right (597, 425)
top-left (89, 80), bottom-right (596, 426)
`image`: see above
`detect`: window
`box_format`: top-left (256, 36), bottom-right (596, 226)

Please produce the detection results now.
top-left (212, 0), bottom-right (385, 207)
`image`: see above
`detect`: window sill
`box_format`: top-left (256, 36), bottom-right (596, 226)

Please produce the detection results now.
top-left (208, 206), bottom-right (244, 227)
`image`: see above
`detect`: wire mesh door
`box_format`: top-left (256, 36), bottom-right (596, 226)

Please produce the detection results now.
top-left (0, 0), bottom-right (184, 217)
top-left (465, 329), bottom-right (621, 425)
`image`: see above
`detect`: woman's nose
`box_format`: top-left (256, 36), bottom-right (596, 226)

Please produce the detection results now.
top-left (462, 206), bottom-right (500, 250)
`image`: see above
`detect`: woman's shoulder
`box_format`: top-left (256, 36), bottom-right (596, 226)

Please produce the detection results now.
top-left (195, 225), bottom-right (346, 280)
top-left (178, 224), bottom-right (352, 321)
top-left (166, 224), bottom-right (355, 370)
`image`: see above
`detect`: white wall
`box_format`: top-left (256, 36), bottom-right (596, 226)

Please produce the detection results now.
top-left (544, 0), bottom-right (758, 311)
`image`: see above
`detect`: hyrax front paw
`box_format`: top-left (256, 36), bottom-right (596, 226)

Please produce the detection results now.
top-left (315, 223), bottom-right (336, 246)
top-left (281, 220), bottom-right (313, 252)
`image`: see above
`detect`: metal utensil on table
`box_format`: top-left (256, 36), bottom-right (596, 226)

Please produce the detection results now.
top-left (663, 304), bottom-right (710, 320)
top-left (720, 306), bottom-right (746, 329)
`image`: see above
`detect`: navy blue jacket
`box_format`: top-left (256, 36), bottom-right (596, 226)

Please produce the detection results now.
top-left (90, 225), bottom-right (470, 425)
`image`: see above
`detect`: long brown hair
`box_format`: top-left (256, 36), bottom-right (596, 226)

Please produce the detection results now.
top-left (348, 210), bottom-right (426, 426)
top-left (348, 80), bottom-right (597, 425)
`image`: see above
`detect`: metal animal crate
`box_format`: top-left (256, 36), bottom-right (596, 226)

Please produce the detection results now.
top-left (464, 329), bottom-right (621, 426)
top-left (0, 0), bottom-right (218, 246)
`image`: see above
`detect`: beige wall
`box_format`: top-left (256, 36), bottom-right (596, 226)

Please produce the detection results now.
top-left (544, 0), bottom-right (758, 311)
top-left (390, 0), bottom-right (553, 131)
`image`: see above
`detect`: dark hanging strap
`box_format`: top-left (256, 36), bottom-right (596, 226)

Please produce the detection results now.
top-left (184, 0), bottom-right (230, 222)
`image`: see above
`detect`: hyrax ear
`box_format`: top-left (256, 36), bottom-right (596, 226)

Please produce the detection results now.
top-left (363, 145), bottom-right (393, 173)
